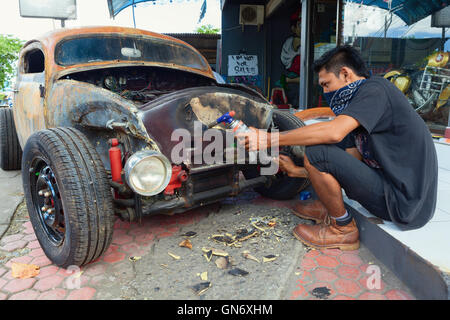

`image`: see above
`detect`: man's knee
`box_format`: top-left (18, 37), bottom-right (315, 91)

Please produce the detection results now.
top-left (305, 145), bottom-right (330, 172)
top-left (305, 144), bottom-right (329, 164)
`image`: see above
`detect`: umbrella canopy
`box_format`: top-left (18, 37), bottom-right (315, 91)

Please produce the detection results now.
top-left (107, 0), bottom-right (154, 18)
top-left (347, 0), bottom-right (450, 25)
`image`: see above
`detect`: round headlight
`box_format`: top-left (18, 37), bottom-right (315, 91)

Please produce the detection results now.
top-left (124, 151), bottom-right (172, 196)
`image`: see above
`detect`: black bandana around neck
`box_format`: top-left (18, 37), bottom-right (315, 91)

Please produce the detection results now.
top-left (323, 79), bottom-right (366, 115)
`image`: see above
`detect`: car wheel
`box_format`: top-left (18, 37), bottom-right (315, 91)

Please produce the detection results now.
top-left (242, 110), bottom-right (309, 200)
top-left (0, 108), bottom-right (22, 170)
top-left (22, 127), bottom-right (114, 267)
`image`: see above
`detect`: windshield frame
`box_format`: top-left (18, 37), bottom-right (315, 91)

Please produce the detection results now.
top-left (54, 33), bottom-right (210, 72)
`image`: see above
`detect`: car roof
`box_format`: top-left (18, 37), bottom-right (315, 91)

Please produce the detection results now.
top-left (23, 26), bottom-right (215, 80)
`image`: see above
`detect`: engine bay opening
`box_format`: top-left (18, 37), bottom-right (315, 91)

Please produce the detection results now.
top-left (60, 66), bottom-right (217, 105)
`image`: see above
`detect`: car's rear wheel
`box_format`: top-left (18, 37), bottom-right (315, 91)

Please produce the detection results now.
top-left (0, 108), bottom-right (22, 170)
top-left (22, 127), bottom-right (114, 267)
top-left (242, 110), bottom-right (309, 200)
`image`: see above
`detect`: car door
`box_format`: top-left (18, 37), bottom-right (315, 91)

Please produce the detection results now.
top-left (13, 42), bottom-right (47, 149)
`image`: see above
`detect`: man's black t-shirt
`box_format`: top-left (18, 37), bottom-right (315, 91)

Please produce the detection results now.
top-left (341, 76), bottom-right (438, 230)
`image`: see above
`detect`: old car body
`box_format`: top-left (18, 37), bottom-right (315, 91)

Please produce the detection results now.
top-left (8, 26), bottom-right (307, 267)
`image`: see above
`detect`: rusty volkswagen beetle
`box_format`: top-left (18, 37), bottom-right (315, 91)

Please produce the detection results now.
top-left (0, 26), bottom-right (308, 267)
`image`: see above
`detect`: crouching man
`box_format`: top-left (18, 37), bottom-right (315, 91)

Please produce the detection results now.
top-left (239, 45), bottom-right (438, 250)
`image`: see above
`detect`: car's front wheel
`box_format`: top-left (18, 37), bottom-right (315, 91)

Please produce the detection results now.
top-left (22, 127), bottom-right (114, 267)
top-left (242, 110), bottom-right (309, 200)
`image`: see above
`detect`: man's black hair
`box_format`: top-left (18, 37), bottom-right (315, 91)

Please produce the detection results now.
top-left (313, 45), bottom-right (371, 78)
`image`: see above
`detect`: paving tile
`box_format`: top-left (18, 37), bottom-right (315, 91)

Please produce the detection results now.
top-left (339, 253), bottom-right (363, 266)
top-left (27, 240), bottom-right (41, 249)
top-left (0, 278), bottom-right (7, 290)
top-left (3, 278), bottom-right (36, 293)
top-left (337, 265), bottom-right (362, 280)
top-left (0, 267), bottom-right (7, 277)
top-left (82, 263), bottom-right (108, 277)
top-left (36, 266), bottom-right (60, 279)
top-left (134, 233), bottom-right (155, 244)
top-left (33, 275), bottom-right (65, 291)
top-left (300, 258), bottom-right (316, 270)
top-left (315, 255), bottom-right (340, 268)
top-left (5, 255), bottom-right (33, 267)
top-left (111, 233), bottom-right (133, 245)
top-left (23, 234), bottom-right (37, 242)
top-left (289, 285), bottom-right (308, 300)
top-left (0, 292), bottom-right (7, 300)
top-left (304, 249), bottom-right (320, 258)
top-left (38, 288), bottom-right (67, 300)
top-left (312, 268), bottom-right (338, 282)
top-left (295, 270), bottom-right (313, 286)
top-left (157, 231), bottom-right (176, 239)
top-left (66, 287), bottom-right (96, 300)
top-left (8, 289), bottom-right (39, 300)
top-left (0, 240), bottom-right (28, 252)
top-left (29, 248), bottom-right (46, 258)
top-left (334, 278), bottom-right (362, 297)
top-left (0, 233), bottom-right (24, 244)
top-left (102, 251), bottom-right (126, 264)
top-left (30, 255), bottom-right (52, 267)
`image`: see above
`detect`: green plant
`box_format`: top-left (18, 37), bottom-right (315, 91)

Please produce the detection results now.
top-left (195, 24), bottom-right (220, 34)
top-left (0, 35), bottom-right (24, 90)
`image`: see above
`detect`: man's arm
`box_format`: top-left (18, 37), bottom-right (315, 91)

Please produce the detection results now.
top-left (276, 115), bottom-right (360, 147)
top-left (239, 115), bottom-right (361, 150)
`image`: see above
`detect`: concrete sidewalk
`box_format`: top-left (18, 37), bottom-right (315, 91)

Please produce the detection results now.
top-left (0, 169), bottom-right (23, 238)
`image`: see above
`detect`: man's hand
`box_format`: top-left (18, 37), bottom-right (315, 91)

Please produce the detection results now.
top-left (235, 127), bottom-right (277, 151)
top-left (277, 154), bottom-right (309, 178)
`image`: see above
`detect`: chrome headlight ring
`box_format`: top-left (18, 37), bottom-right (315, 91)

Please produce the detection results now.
top-left (124, 150), bottom-right (172, 196)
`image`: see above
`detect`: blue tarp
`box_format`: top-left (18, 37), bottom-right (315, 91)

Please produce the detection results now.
top-left (348, 0), bottom-right (450, 25)
top-left (107, 0), bottom-right (155, 18)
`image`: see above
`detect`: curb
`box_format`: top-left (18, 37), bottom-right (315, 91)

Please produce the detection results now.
top-left (346, 202), bottom-right (449, 300)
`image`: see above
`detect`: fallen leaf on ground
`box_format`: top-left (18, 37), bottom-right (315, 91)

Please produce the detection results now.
top-left (181, 231), bottom-right (197, 238)
top-left (202, 247), bottom-right (229, 257)
top-left (179, 239), bottom-right (193, 250)
top-left (215, 257), bottom-right (229, 269)
top-left (11, 262), bottom-right (40, 279)
top-left (129, 256), bottom-right (141, 262)
top-left (242, 250), bottom-right (260, 263)
top-left (263, 255), bottom-right (277, 263)
top-left (198, 271), bottom-right (208, 281)
top-left (234, 228), bottom-right (258, 242)
top-left (228, 268), bottom-right (249, 277)
top-left (168, 252), bottom-right (180, 260)
top-left (211, 234), bottom-right (235, 246)
top-left (191, 282), bottom-right (211, 295)
top-left (203, 250), bottom-right (213, 262)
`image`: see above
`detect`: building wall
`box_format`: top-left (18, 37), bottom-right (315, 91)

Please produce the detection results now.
top-left (221, 1), bottom-right (302, 106)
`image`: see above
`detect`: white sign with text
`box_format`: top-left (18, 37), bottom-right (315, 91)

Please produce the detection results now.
top-left (228, 55), bottom-right (258, 76)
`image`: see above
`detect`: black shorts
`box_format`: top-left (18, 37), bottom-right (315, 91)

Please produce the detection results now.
top-left (305, 136), bottom-right (391, 221)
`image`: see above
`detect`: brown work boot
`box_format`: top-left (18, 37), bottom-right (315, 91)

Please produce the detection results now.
top-left (292, 217), bottom-right (360, 251)
top-left (292, 200), bottom-right (329, 224)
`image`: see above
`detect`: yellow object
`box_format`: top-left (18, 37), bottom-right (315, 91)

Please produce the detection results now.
top-left (427, 51), bottom-right (449, 68)
top-left (437, 85), bottom-right (450, 109)
top-left (384, 70), bottom-right (411, 94)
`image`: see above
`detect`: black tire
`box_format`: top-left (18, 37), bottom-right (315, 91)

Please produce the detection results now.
top-left (22, 127), bottom-right (114, 267)
top-left (243, 110), bottom-right (309, 200)
top-left (0, 108), bottom-right (22, 170)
